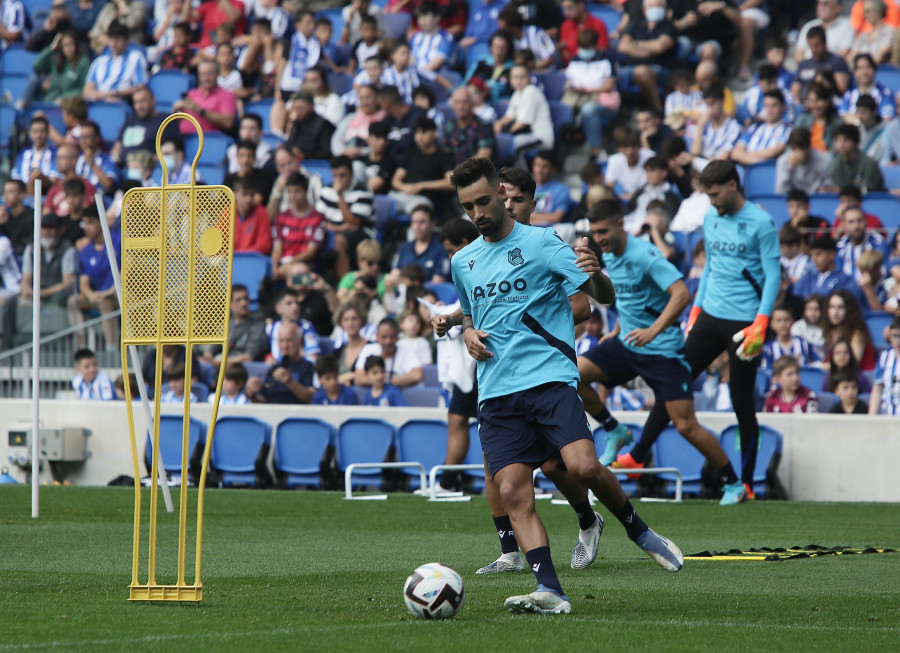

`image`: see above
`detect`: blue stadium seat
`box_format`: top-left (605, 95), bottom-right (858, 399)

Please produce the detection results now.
top-left (463, 420), bottom-right (485, 491)
top-left (198, 162), bottom-right (225, 186)
top-left (273, 417), bottom-right (334, 488)
top-left (587, 3), bottom-right (623, 33)
top-left (145, 415), bottom-right (207, 479)
top-left (876, 64), bottom-right (900, 94)
top-left (319, 338), bottom-right (335, 355)
top-left (424, 281), bottom-right (457, 305)
top-left (652, 425), bottom-right (707, 497)
top-left (374, 194), bottom-right (396, 231)
top-left (245, 99), bottom-right (274, 132)
top-left (879, 165), bottom-right (900, 191)
top-left (494, 131), bottom-right (515, 166)
top-left (24, 102), bottom-right (65, 135)
top-left (800, 366), bottom-right (826, 394)
top-left (210, 416), bottom-right (272, 487)
top-left (817, 391), bottom-right (837, 413)
top-left (303, 159), bottom-right (333, 186)
top-left (147, 71), bottom-right (195, 109)
top-left (748, 194), bottom-right (789, 226)
top-left (242, 361), bottom-right (269, 379)
top-left (536, 71), bottom-right (566, 101)
top-left (403, 386), bottom-right (444, 407)
top-left (383, 11), bottom-right (411, 38)
top-left (262, 132), bottom-right (285, 150)
top-left (863, 194), bottom-right (900, 231)
top-left (184, 132), bottom-right (232, 166)
top-left (87, 101), bottom-right (133, 147)
top-left (1, 45), bottom-right (39, 76)
top-left (337, 417), bottom-right (396, 488)
top-left (548, 101), bottom-right (570, 137)
top-left (23, 0), bottom-right (54, 16)
top-left (232, 252), bottom-right (272, 310)
top-left (465, 42), bottom-right (490, 71)
top-left (315, 8), bottom-right (344, 44)
top-left (422, 363), bottom-right (439, 387)
top-left (197, 360), bottom-right (214, 389)
top-left (743, 161), bottom-right (777, 197)
top-left (328, 72), bottom-right (353, 96)
top-left (808, 194), bottom-right (839, 222)
top-left (719, 424), bottom-right (783, 497)
top-left (865, 311), bottom-right (894, 350)
top-left (0, 103), bottom-right (16, 154)
top-left (0, 75), bottom-right (29, 100)
top-left (396, 419), bottom-right (448, 488)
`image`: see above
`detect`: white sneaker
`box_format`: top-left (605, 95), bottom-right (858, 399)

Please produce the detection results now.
top-left (571, 511), bottom-right (604, 569)
top-left (504, 588), bottom-right (571, 614)
top-left (636, 529), bottom-right (684, 572)
top-left (476, 551), bottom-right (525, 574)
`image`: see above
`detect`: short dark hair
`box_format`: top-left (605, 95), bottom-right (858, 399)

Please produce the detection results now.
top-left (414, 117), bottom-right (437, 132)
top-left (853, 53), bottom-right (876, 70)
top-left (377, 317), bottom-right (399, 332)
top-left (833, 123), bottom-right (860, 144)
top-left (838, 184), bottom-right (863, 200)
top-left (779, 224), bottom-right (802, 245)
top-left (364, 355), bottom-right (385, 372)
top-left (450, 157), bottom-right (498, 190)
top-left (399, 264), bottom-right (425, 284)
top-left (242, 113), bottom-right (264, 131)
top-left (63, 178), bottom-right (84, 196)
top-left (417, 1), bottom-right (440, 16)
top-left (763, 89), bottom-right (786, 105)
top-left (237, 138), bottom-right (256, 152)
top-left (787, 188), bottom-right (810, 204)
top-left (856, 94), bottom-right (878, 113)
top-left (698, 160), bottom-right (741, 188)
top-left (645, 156), bottom-right (668, 171)
top-left (5, 179), bottom-right (25, 193)
top-left (74, 348), bottom-right (96, 364)
top-left (411, 84), bottom-right (435, 105)
top-left (376, 85), bottom-right (403, 105)
top-left (29, 115), bottom-right (48, 130)
top-left (314, 16), bottom-right (331, 28)
top-left (439, 217), bottom-right (480, 246)
top-left (224, 362), bottom-right (248, 385)
top-left (232, 283), bottom-right (248, 295)
top-left (498, 166), bottom-right (536, 197)
top-left (174, 21), bottom-right (192, 36)
top-left (499, 5), bottom-right (524, 28)
top-left (757, 64), bottom-right (778, 82)
top-left (829, 370), bottom-right (858, 391)
top-left (586, 198), bottom-right (624, 224)
top-left (788, 127), bottom-right (811, 148)
top-left (659, 135), bottom-right (687, 158)
top-left (275, 286), bottom-right (300, 304)
top-left (360, 13), bottom-right (377, 27)
top-left (162, 137), bottom-right (185, 154)
top-left (410, 204), bottom-right (434, 221)
top-left (107, 20), bottom-right (129, 39)
top-left (773, 355), bottom-right (800, 377)
top-left (368, 121), bottom-right (389, 138)
top-left (703, 82), bottom-right (725, 101)
top-left (295, 9), bottom-right (314, 22)
top-left (579, 161), bottom-right (604, 184)
top-left (286, 172), bottom-right (309, 189)
top-left (613, 125), bottom-right (639, 148)
top-left (806, 25), bottom-right (826, 42)
top-left (315, 354), bottom-right (339, 377)
top-left (234, 178), bottom-right (256, 194)
top-left (533, 149), bottom-right (558, 169)
top-left (330, 155), bottom-right (352, 171)
top-left (809, 234), bottom-right (837, 251)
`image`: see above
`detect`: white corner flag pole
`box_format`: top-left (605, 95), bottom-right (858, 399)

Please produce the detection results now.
top-left (95, 194), bottom-right (174, 514)
top-left (31, 180), bottom-right (41, 518)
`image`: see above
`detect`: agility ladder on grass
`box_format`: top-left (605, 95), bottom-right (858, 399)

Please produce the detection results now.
top-left (120, 113), bottom-right (235, 601)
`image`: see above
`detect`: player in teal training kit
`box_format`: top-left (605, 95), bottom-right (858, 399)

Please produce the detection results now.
top-left (577, 199), bottom-right (745, 505)
top-left (450, 157), bottom-right (683, 615)
top-left (613, 161), bottom-right (781, 502)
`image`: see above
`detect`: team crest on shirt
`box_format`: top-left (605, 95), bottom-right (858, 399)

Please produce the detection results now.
top-left (508, 248), bottom-right (525, 266)
top-left (738, 222), bottom-right (747, 234)
top-left (624, 261), bottom-right (635, 277)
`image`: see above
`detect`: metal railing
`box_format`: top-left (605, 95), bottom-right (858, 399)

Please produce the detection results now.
top-left (0, 310), bottom-right (124, 399)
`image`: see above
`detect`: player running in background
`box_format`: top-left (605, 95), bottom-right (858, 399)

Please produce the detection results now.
top-left (449, 157), bottom-right (683, 615)
top-left (580, 199), bottom-right (745, 505)
top-left (435, 167), bottom-right (613, 576)
top-left (613, 161), bottom-right (781, 502)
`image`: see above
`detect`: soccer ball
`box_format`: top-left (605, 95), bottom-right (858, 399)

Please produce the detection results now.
top-left (403, 563), bottom-right (465, 620)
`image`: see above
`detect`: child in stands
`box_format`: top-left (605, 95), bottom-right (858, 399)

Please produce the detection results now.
top-left (763, 355), bottom-right (819, 413)
top-left (312, 354), bottom-right (359, 405)
top-left (829, 371), bottom-right (868, 414)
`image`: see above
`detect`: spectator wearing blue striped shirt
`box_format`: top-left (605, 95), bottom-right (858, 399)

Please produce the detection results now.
top-left (75, 121), bottom-right (119, 195)
top-left (869, 316), bottom-right (900, 414)
top-left (11, 115), bottom-right (59, 196)
top-left (692, 83), bottom-right (742, 162)
top-left (83, 21), bottom-right (148, 102)
top-left (839, 54), bottom-right (896, 121)
top-left (410, 3), bottom-right (454, 84)
top-left (72, 349), bottom-right (116, 401)
top-left (380, 41), bottom-right (420, 104)
top-left (731, 89), bottom-right (791, 166)
top-left (498, 6), bottom-right (556, 71)
top-left (0, 0), bottom-right (25, 48)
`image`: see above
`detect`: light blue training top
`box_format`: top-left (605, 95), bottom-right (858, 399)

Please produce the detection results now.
top-left (453, 221), bottom-right (589, 401)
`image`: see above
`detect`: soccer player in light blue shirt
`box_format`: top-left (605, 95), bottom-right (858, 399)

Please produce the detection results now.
top-left (449, 157), bottom-right (683, 615)
top-left (579, 199), bottom-right (744, 505)
top-left (619, 161), bottom-right (781, 500)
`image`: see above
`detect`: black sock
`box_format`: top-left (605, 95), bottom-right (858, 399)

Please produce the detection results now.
top-left (588, 405), bottom-right (620, 432)
top-left (493, 515), bottom-right (519, 554)
top-left (570, 497), bottom-right (597, 530)
top-left (610, 498), bottom-right (649, 542)
top-left (440, 470), bottom-right (462, 491)
top-left (719, 462), bottom-right (739, 485)
top-left (524, 546), bottom-right (564, 597)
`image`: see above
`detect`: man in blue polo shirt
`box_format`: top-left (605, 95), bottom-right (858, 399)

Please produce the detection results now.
top-left (245, 321), bottom-right (316, 404)
top-left (389, 204), bottom-right (450, 284)
top-left (67, 208), bottom-right (120, 348)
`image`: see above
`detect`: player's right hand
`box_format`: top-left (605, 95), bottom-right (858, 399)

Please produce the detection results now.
top-left (432, 314), bottom-right (449, 338)
top-left (685, 306), bottom-right (701, 336)
top-left (463, 328), bottom-right (493, 361)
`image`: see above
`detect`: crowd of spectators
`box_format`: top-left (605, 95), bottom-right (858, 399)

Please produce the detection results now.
top-left (0, 0), bottom-right (900, 415)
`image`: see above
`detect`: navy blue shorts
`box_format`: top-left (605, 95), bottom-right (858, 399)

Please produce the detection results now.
top-left (581, 337), bottom-right (693, 403)
top-left (477, 382), bottom-right (592, 477)
top-left (448, 380), bottom-right (478, 418)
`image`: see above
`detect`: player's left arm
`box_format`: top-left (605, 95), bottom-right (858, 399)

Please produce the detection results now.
top-left (572, 236), bottom-right (615, 304)
top-left (625, 279), bottom-right (691, 347)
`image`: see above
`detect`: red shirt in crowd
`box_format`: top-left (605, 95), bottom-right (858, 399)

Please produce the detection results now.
top-left (559, 13), bottom-right (609, 65)
top-left (43, 178), bottom-right (96, 218)
top-left (273, 207), bottom-right (326, 262)
top-left (234, 204), bottom-right (272, 255)
top-left (763, 386), bottom-right (819, 413)
top-left (196, 0), bottom-right (247, 48)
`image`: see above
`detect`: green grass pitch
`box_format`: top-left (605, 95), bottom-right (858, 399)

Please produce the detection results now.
top-left (1, 487), bottom-right (898, 652)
